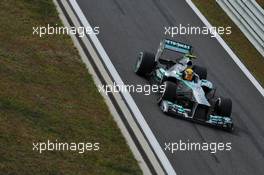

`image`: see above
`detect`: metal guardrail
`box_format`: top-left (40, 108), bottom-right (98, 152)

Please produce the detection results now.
top-left (217, 0), bottom-right (264, 57)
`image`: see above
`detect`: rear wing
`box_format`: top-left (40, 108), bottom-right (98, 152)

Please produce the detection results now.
top-left (155, 39), bottom-right (193, 61)
top-left (163, 39), bottom-right (192, 54)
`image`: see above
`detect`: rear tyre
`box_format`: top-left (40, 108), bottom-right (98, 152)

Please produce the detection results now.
top-left (157, 81), bottom-right (178, 104)
top-left (134, 51), bottom-right (156, 77)
top-left (215, 97), bottom-right (232, 117)
top-left (193, 65), bottom-right (207, 80)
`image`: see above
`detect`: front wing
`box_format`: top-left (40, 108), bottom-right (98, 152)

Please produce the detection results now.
top-left (160, 100), bottom-right (234, 131)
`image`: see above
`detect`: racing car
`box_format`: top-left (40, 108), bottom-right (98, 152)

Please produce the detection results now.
top-left (134, 39), bottom-right (234, 131)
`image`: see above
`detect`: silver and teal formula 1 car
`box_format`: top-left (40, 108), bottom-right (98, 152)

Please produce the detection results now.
top-left (134, 39), bottom-right (234, 131)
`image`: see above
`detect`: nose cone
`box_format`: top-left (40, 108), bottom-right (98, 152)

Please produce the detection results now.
top-left (192, 86), bottom-right (210, 106)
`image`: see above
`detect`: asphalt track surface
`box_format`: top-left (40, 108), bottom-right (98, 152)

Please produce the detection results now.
top-left (76, 0), bottom-right (264, 174)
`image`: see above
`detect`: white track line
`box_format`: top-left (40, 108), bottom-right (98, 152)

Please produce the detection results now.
top-left (53, 1), bottom-right (155, 174)
top-left (69, 0), bottom-right (177, 174)
top-left (186, 0), bottom-right (264, 97)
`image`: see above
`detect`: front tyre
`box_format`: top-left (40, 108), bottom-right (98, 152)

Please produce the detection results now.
top-left (134, 52), bottom-right (156, 77)
top-left (226, 123), bottom-right (234, 132)
top-left (215, 97), bottom-right (232, 117)
top-left (157, 81), bottom-right (178, 104)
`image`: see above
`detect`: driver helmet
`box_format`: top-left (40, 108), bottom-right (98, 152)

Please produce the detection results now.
top-left (187, 60), bottom-right (192, 67)
top-left (184, 68), bottom-right (194, 81)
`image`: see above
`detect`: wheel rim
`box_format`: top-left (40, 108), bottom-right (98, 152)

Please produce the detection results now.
top-left (160, 100), bottom-right (168, 113)
top-left (134, 53), bottom-right (143, 72)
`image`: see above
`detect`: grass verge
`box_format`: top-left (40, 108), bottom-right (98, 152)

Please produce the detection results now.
top-left (256, 0), bottom-right (264, 8)
top-left (192, 0), bottom-right (264, 86)
top-left (0, 0), bottom-right (142, 174)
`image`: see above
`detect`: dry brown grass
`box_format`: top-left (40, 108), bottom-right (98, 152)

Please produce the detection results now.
top-left (256, 0), bottom-right (264, 8)
top-left (0, 0), bottom-right (142, 174)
